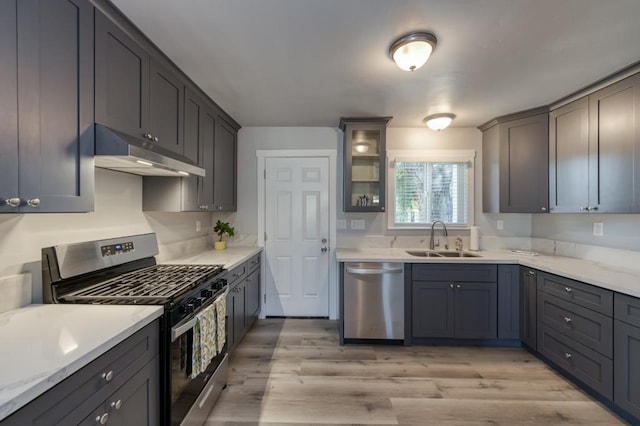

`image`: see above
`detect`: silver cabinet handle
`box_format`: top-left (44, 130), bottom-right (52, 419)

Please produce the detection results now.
top-left (580, 206), bottom-right (589, 211)
top-left (4, 197), bottom-right (21, 208)
top-left (27, 198), bottom-right (40, 208)
top-left (528, 270), bottom-right (535, 275)
top-left (96, 413), bottom-right (109, 424)
top-left (449, 283), bottom-right (454, 288)
top-left (111, 399), bottom-right (122, 410)
top-left (564, 352), bottom-right (572, 359)
top-left (541, 206), bottom-right (547, 211)
top-left (456, 284), bottom-right (461, 289)
top-left (564, 287), bottom-right (572, 293)
top-left (143, 133), bottom-right (152, 140)
top-left (153, 136), bottom-right (159, 143)
top-left (564, 317), bottom-right (572, 323)
top-left (102, 370), bottom-right (114, 382)
top-left (346, 267), bottom-right (403, 275)
top-left (381, 207), bottom-right (385, 211)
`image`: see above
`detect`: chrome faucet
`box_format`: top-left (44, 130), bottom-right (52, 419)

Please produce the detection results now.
top-left (429, 220), bottom-right (448, 250)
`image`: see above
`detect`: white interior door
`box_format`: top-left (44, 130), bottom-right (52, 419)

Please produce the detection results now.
top-left (264, 157), bottom-right (330, 317)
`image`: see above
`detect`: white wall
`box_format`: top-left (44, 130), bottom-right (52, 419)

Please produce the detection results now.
top-left (0, 168), bottom-right (213, 303)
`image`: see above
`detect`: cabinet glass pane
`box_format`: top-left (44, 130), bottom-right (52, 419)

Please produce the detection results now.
top-left (350, 129), bottom-right (381, 207)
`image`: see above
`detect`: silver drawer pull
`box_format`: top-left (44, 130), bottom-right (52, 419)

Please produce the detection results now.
top-left (102, 370), bottom-right (114, 382)
top-left (111, 399), bottom-right (122, 410)
top-left (564, 317), bottom-right (572, 323)
top-left (5, 197), bottom-right (21, 208)
top-left (564, 287), bottom-right (572, 293)
top-left (96, 413), bottom-right (109, 424)
top-left (564, 352), bottom-right (572, 359)
top-left (528, 270), bottom-right (535, 275)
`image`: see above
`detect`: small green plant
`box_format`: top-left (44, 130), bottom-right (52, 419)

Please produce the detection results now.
top-left (213, 220), bottom-right (235, 242)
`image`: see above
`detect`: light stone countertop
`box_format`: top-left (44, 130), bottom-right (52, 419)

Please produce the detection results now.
top-left (166, 246), bottom-right (263, 270)
top-left (0, 304), bottom-right (163, 421)
top-left (336, 248), bottom-right (640, 299)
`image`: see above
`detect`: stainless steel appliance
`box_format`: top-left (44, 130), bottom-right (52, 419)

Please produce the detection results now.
top-left (42, 233), bottom-right (227, 426)
top-left (343, 262), bottom-right (405, 341)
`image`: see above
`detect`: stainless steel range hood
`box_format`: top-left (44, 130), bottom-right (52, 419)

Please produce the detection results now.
top-left (94, 124), bottom-right (205, 177)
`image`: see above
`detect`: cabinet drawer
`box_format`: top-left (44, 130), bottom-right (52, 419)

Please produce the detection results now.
top-left (537, 323), bottom-right (613, 399)
top-left (247, 253), bottom-right (261, 273)
top-left (227, 262), bottom-right (247, 286)
top-left (615, 292), bottom-right (640, 328)
top-left (537, 272), bottom-right (613, 316)
top-left (538, 291), bottom-right (613, 357)
top-left (412, 264), bottom-right (497, 282)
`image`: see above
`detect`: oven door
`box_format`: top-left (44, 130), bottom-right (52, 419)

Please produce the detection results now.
top-left (170, 314), bottom-right (227, 425)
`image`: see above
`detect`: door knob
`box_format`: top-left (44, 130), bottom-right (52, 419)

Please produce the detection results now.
top-left (4, 197), bottom-right (21, 208)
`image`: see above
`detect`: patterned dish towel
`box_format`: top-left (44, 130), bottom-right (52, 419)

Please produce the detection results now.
top-left (191, 293), bottom-right (227, 378)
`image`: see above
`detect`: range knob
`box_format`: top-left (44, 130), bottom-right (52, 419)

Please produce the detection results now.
top-left (193, 298), bottom-right (202, 308)
top-left (183, 303), bottom-right (195, 315)
top-left (201, 289), bottom-right (213, 298)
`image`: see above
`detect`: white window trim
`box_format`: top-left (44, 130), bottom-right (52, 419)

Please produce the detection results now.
top-left (387, 149), bottom-right (476, 230)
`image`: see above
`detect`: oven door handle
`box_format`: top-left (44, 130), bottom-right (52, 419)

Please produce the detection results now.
top-left (171, 317), bottom-right (198, 342)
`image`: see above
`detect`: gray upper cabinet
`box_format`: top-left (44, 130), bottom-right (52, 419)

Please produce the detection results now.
top-left (550, 72), bottom-right (640, 213)
top-left (588, 73), bottom-right (640, 213)
top-left (95, 10), bottom-right (185, 156)
top-left (1, 0), bottom-right (94, 213)
top-left (95, 9), bottom-right (149, 140)
top-left (213, 117), bottom-right (239, 211)
top-left (149, 58), bottom-right (184, 154)
top-left (481, 110), bottom-right (549, 213)
top-left (340, 117), bottom-right (392, 212)
top-left (549, 97), bottom-right (589, 213)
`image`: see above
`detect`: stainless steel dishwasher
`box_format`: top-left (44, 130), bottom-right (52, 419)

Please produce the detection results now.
top-left (343, 262), bottom-right (405, 340)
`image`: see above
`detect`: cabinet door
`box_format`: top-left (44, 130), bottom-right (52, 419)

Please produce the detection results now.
top-left (520, 267), bottom-right (537, 349)
top-left (614, 319), bottom-right (640, 420)
top-left (454, 282), bottom-right (497, 339)
top-left (106, 357), bottom-right (159, 426)
top-left (225, 290), bottom-right (236, 351)
top-left (342, 122), bottom-right (388, 212)
top-left (213, 117), bottom-right (238, 211)
top-left (246, 268), bottom-right (260, 323)
top-left (549, 97), bottom-right (589, 213)
top-left (497, 265), bottom-right (520, 339)
top-left (17, 0), bottom-right (94, 212)
top-left (0, 0), bottom-right (18, 212)
top-left (499, 114), bottom-right (549, 213)
top-left (233, 282), bottom-right (246, 345)
top-left (412, 282), bottom-right (454, 338)
top-left (149, 58), bottom-right (184, 154)
top-left (200, 108), bottom-right (216, 209)
top-left (182, 88), bottom-right (204, 211)
top-left (95, 10), bottom-right (149, 139)
top-left (589, 73), bottom-right (640, 213)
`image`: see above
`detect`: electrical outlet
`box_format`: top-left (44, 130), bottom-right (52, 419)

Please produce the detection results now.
top-left (350, 219), bottom-right (365, 230)
top-left (593, 222), bottom-right (604, 236)
top-left (196, 220), bottom-right (201, 232)
top-left (336, 219), bottom-right (347, 230)
top-left (497, 220), bottom-right (504, 230)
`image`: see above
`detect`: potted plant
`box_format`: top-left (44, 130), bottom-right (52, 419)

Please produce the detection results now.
top-left (213, 220), bottom-right (235, 250)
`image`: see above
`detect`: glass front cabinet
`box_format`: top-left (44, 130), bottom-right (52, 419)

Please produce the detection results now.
top-left (340, 117), bottom-right (392, 212)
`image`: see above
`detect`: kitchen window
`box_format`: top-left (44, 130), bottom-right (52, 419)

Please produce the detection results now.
top-left (387, 150), bottom-right (475, 229)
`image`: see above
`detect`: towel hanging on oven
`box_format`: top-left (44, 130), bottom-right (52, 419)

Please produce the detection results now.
top-left (191, 293), bottom-right (226, 378)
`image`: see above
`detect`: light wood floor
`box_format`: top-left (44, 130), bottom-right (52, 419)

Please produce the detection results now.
top-left (207, 319), bottom-right (625, 425)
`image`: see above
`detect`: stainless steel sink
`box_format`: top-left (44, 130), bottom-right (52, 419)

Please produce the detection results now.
top-left (405, 250), bottom-right (480, 258)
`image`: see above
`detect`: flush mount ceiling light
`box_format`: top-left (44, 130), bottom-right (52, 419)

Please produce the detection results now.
top-left (389, 31), bottom-right (437, 72)
top-left (424, 113), bottom-right (456, 131)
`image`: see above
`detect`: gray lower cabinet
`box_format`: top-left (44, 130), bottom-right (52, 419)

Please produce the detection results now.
top-left (481, 110), bottom-right (549, 213)
top-left (519, 267), bottom-right (537, 349)
top-left (226, 253), bottom-right (261, 354)
top-left (1, 0), bottom-right (94, 213)
top-left (412, 264), bottom-right (498, 340)
top-left (213, 118), bottom-right (239, 211)
top-left (497, 264), bottom-right (520, 340)
top-left (3, 320), bottom-right (159, 425)
top-left (614, 293), bottom-right (640, 420)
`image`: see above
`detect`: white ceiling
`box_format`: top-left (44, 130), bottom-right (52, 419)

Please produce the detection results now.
top-left (111, 0), bottom-right (640, 128)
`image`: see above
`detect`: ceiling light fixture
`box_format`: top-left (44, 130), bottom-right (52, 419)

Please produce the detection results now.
top-left (424, 113), bottom-right (456, 131)
top-left (389, 31), bottom-right (437, 72)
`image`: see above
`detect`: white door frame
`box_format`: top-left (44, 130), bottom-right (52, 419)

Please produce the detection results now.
top-left (257, 149), bottom-right (338, 319)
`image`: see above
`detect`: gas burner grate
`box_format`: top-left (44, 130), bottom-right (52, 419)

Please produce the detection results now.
top-left (60, 264), bottom-right (224, 303)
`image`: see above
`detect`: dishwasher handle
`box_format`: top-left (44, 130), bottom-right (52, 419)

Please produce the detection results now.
top-left (346, 267), bottom-right (403, 275)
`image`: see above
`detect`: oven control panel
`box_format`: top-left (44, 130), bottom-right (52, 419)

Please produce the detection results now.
top-left (101, 241), bottom-right (135, 257)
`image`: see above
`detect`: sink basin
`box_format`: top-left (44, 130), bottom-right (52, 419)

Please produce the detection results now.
top-left (405, 250), bottom-right (480, 258)
top-left (435, 251), bottom-right (480, 258)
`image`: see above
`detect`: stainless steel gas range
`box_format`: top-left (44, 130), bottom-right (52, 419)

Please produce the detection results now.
top-left (42, 233), bottom-right (228, 426)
